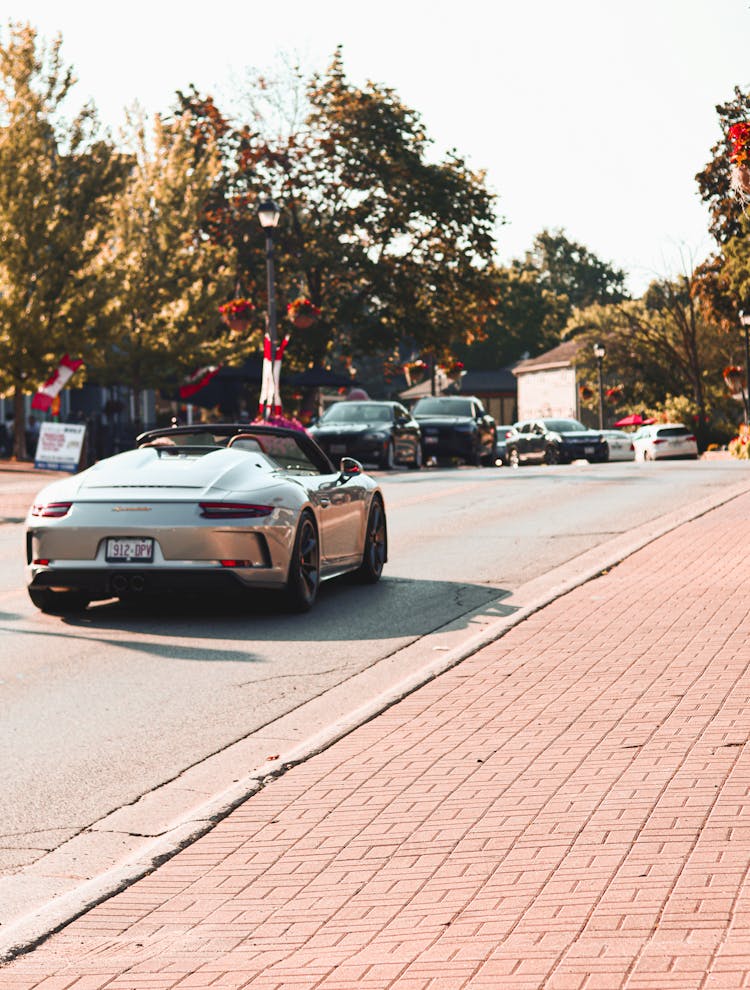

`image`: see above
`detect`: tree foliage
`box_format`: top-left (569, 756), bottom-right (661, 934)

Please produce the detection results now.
top-left (181, 50), bottom-right (499, 375)
top-left (0, 22), bottom-right (125, 455)
top-left (88, 109), bottom-right (237, 416)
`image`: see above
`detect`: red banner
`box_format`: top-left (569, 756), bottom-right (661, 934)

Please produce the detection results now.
top-left (31, 355), bottom-right (84, 412)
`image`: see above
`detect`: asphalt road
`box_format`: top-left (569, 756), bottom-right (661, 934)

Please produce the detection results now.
top-left (1, 457), bottom-right (748, 888)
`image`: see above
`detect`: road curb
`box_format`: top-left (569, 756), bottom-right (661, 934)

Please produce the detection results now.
top-left (3, 475), bottom-right (750, 962)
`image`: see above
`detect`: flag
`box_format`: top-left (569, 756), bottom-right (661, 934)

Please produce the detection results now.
top-left (179, 365), bottom-right (221, 399)
top-left (31, 355), bottom-right (84, 412)
top-left (258, 334), bottom-right (290, 417)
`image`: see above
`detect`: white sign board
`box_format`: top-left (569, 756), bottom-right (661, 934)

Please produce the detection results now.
top-left (34, 422), bottom-right (86, 473)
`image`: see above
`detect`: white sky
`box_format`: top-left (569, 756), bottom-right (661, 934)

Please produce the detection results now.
top-left (13, 0), bottom-right (750, 295)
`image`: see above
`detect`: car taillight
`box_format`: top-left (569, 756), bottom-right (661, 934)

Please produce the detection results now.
top-left (31, 501), bottom-right (72, 518)
top-left (686, 435), bottom-right (696, 442)
top-left (199, 502), bottom-right (273, 519)
top-left (220, 559), bottom-right (253, 567)
top-left (653, 439), bottom-right (666, 445)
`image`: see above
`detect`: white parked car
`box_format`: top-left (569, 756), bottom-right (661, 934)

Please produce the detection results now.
top-left (631, 423), bottom-right (699, 461)
top-left (601, 430), bottom-right (635, 461)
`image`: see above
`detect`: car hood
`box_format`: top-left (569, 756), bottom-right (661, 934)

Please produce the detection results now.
top-left (557, 430), bottom-right (603, 440)
top-left (29, 447), bottom-right (283, 504)
top-left (414, 415), bottom-right (471, 426)
top-left (311, 422), bottom-right (388, 435)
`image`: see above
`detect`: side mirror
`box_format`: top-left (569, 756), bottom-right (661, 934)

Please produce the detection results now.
top-left (339, 456), bottom-right (363, 479)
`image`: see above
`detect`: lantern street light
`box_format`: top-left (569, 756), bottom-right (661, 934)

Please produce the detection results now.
top-left (740, 310), bottom-right (750, 425)
top-left (593, 342), bottom-right (606, 430)
top-left (258, 198), bottom-right (281, 419)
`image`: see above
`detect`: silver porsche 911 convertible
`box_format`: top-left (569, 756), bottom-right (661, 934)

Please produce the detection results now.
top-left (25, 423), bottom-right (387, 614)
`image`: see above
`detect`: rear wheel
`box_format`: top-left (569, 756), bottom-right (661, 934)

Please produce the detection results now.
top-left (356, 497), bottom-right (387, 584)
top-left (28, 587), bottom-right (90, 615)
top-left (544, 445), bottom-right (560, 465)
top-left (284, 512), bottom-right (320, 612)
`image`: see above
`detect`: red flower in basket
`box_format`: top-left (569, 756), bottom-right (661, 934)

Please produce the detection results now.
top-left (219, 298), bottom-right (255, 332)
top-left (287, 297), bottom-right (321, 330)
top-left (728, 123), bottom-right (750, 200)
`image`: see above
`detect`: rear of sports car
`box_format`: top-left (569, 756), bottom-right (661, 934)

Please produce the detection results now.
top-left (25, 449), bottom-right (299, 608)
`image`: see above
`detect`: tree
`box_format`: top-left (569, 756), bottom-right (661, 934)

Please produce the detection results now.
top-left (455, 265), bottom-right (569, 368)
top-left (520, 229), bottom-right (628, 315)
top-left (568, 272), bottom-right (738, 444)
top-left (182, 50), bottom-right (499, 380)
top-left (0, 23), bottom-right (125, 457)
top-left (89, 109), bottom-right (237, 420)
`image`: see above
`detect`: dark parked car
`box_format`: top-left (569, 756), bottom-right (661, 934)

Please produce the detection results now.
top-left (412, 395), bottom-right (496, 466)
top-left (309, 400), bottom-right (422, 470)
top-left (507, 418), bottom-right (609, 466)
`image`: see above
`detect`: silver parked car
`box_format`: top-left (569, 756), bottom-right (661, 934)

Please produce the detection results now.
top-left (25, 424), bottom-right (388, 614)
top-left (600, 429), bottom-right (635, 461)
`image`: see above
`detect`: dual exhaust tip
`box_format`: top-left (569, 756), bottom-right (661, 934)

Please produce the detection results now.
top-left (112, 573), bottom-right (145, 594)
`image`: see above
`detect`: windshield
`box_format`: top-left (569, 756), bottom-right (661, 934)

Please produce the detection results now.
top-left (413, 398), bottom-right (473, 417)
top-left (137, 426), bottom-right (326, 473)
top-left (543, 419), bottom-right (587, 432)
top-left (321, 402), bottom-right (393, 424)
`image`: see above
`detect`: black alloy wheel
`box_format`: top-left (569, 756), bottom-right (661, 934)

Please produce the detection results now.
top-left (284, 512), bottom-right (320, 611)
top-left (28, 587), bottom-right (91, 615)
top-left (544, 445), bottom-right (560, 465)
top-left (356, 497), bottom-right (387, 584)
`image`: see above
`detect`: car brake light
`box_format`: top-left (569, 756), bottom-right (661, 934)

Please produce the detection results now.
top-left (653, 439), bottom-right (666, 445)
top-left (31, 501), bottom-right (72, 518)
top-left (33, 558), bottom-right (50, 566)
top-left (199, 502), bottom-right (273, 519)
top-left (220, 559), bottom-right (253, 567)
top-left (686, 435), bottom-right (696, 442)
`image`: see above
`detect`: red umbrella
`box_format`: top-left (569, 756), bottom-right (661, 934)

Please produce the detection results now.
top-left (613, 413), bottom-right (655, 427)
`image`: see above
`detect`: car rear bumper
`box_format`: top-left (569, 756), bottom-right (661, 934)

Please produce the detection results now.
top-left (28, 564), bottom-right (287, 600)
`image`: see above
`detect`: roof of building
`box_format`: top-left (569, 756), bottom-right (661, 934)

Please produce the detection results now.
top-left (513, 339), bottom-right (581, 375)
top-left (458, 368), bottom-right (517, 393)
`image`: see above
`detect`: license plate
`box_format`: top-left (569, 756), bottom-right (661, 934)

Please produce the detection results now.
top-left (106, 538), bottom-right (154, 563)
top-left (425, 436), bottom-right (438, 444)
top-left (584, 446), bottom-right (594, 455)
top-left (330, 444), bottom-right (346, 454)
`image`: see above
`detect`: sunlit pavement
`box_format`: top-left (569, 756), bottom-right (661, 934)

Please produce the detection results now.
top-left (4, 483), bottom-right (750, 986)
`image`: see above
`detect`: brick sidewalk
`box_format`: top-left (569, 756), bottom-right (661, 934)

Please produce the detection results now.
top-left (4, 493), bottom-right (750, 989)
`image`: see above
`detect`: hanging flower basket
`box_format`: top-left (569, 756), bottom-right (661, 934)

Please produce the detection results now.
top-left (723, 364), bottom-right (745, 394)
top-left (579, 384), bottom-right (595, 402)
top-left (444, 359), bottom-right (465, 383)
top-left (287, 297), bottom-right (321, 330)
top-left (728, 123), bottom-right (750, 201)
top-left (404, 359), bottom-right (428, 386)
top-left (219, 298), bottom-right (255, 333)
top-left (605, 385), bottom-right (624, 404)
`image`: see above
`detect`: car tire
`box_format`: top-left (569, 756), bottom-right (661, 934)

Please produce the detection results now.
top-left (469, 444), bottom-right (482, 467)
top-left (380, 440), bottom-right (396, 470)
top-left (283, 512), bottom-right (320, 612)
top-left (408, 442), bottom-right (423, 470)
top-left (544, 445), bottom-right (560, 465)
top-left (509, 447), bottom-right (520, 468)
top-left (28, 587), bottom-right (90, 615)
top-left (356, 496), bottom-right (387, 584)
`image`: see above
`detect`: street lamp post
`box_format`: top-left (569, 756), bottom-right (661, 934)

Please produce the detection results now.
top-left (740, 310), bottom-right (750, 425)
top-left (593, 342), bottom-right (606, 430)
top-left (258, 198), bottom-right (281, 419)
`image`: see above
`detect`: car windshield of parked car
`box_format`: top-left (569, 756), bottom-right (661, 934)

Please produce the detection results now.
top-left (321, 403), bottom-right (393, 424)
top-left (543, 419), bottom-right (587, 433)
top-left (413, 398), bottom-right (474, 417)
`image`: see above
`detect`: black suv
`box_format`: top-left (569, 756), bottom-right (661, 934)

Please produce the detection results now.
top-left (412, 395), bottom-right (496, 466)
top-left (507, 418), bottom-right (608, 466)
